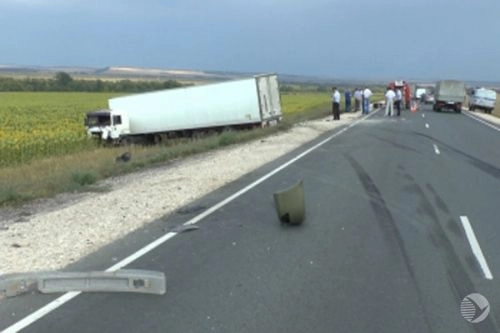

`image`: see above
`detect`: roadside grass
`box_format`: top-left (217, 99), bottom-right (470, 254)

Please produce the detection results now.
top-left (0, 125), bottom-right (294, 206)
top-left (494, 97), bottom-right (500, 118)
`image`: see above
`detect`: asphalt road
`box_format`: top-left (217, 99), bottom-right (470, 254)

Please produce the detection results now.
top-left (2, 104), bottom-right (500, 332)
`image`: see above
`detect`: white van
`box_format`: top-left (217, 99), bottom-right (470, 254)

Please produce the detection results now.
top-left (415, 88), bottom-right (427, 100)
top-left (469, 88), bottom-right (496, 114)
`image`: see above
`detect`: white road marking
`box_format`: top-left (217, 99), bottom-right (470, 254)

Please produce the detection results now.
top-left (422, 114), bottom-right (425, 118)
top-left (425, 123), bottom-right (430, 128)
top-left (463, 111), bottom-right (500, 132)
top-left (433, 144), bottom-right (440, 155)
top-left (1, 110), bottom-right (381, 333)
top-left (460, 216), bottom-right (494, 280)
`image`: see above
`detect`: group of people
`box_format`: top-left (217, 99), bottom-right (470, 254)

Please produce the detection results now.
top-left (331, 87), bottom-right (373, 120)
top-left (384, 86), bottom-right (403, 117)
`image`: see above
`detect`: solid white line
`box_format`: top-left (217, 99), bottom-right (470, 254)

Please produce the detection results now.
top-left (433, 144), bottom-right (440, 155)
top-left (2, 292), bottom-right (80, 333)
top-left (1, 110), bottom-right (381, 333)
top-left (460, 216), bottom-right (494, 280)
top-left (425, 123), bottom-right (430, 128)
top-left (463, 111), bottom-right (500, 132)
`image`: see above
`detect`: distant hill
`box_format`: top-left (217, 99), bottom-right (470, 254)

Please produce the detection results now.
top-left (1, 64), bottom-right (498, 89)
top-left (0, 64), bottom-right (384, 85)
top-left (0, 65), bottom-right (252, 82)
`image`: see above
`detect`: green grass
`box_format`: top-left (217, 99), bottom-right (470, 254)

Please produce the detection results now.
top-left (0, 90), bottom-right (378, 207)
top-left (71, 170), bottom-right (99, 186)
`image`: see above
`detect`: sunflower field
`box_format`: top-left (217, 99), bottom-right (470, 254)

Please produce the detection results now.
top-left (0, 92), bottom-right (121, 166)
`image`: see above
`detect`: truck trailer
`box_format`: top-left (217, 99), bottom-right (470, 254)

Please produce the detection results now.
top-left (85, 74), bottom-right (282, 143)
top-left (433, 80), bottom-right (466, 113)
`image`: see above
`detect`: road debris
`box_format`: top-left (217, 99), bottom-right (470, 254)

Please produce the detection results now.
top-left (176, 205), bottom-right (206, 215)
top-left (169, 224), bottom-right (200, 234)
top-left (0, 269), bottom-right (166, 298)
top-left (115, 152), bottom-right (131, 163)
top-left (273, 180), bottom-right (305, 225)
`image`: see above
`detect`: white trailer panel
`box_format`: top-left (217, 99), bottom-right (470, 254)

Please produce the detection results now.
top-left (108, 75), bottom-right (280, 135)
top-left (256, 75), bottom-right (281, 121)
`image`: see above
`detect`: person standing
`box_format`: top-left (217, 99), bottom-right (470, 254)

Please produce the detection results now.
top-left (332, 87), bottom-right (341, 120)
top-left (395, 88), bottom-right (402, 116)
top-left (344, 89), bottom-right (352, 113)
top-left (362, 87), bottom-right (372, 114)
top-left (354, 88), bottom-right (362, 111)
top-left (385, 87), bottom-right (396, 116)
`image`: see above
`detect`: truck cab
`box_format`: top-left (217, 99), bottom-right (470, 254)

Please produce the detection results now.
top-left (85, 109), bottom-right (130, 142)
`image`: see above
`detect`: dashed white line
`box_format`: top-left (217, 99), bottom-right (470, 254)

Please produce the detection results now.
top-left (460, 216), bottom-right (494, 280)
top-left (433, 144), bottom-right (440, 155)
top-left (425, 123), bottom-right (430, 128)
top-left (0, 108), bottom-right (382, 333)
top-left (422, 114), bottom-right (426, 118)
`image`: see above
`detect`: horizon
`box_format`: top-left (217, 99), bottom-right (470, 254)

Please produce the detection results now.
top-left (1, 64), bottom-right (500, 87)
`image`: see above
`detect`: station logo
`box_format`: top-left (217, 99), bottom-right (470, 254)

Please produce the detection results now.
top-left (460, 293), bottom-right (490, 323)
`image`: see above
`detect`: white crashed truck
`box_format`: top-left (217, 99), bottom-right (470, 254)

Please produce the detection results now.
top-left (85, 74), bottom-right (282, 143)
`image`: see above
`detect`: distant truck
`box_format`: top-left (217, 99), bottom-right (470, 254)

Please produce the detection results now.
top-left (468, 87), bottom-right (496, 114)
top-left (85, 74), bottom-right (282, 143)
top-left (433, 80), bottom-right (466, 113)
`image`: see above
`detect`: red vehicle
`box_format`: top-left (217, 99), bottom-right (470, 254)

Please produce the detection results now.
top-left (388, 80), bottom-right (412, 109)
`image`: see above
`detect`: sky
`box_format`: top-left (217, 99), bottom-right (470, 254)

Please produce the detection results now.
top-left (0, 0), bottom-right (499, 81)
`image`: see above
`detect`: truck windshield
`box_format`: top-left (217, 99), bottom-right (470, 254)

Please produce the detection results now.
top-left (86, 114), bottom-right (111, 126)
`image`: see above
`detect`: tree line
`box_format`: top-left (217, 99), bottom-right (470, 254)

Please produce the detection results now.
top-left (0, 72), bottom-right (184, 92)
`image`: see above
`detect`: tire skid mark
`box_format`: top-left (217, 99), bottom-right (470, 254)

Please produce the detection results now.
top-left (344, 153), bottom-right (434, 333)
top-left (401, 173), bottom-right (498, 332)
top-left (346, 155), bottom-right (499, 332)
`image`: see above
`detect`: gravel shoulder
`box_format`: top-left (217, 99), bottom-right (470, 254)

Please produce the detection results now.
top-left (0, 112), bottom-right (361, 275)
